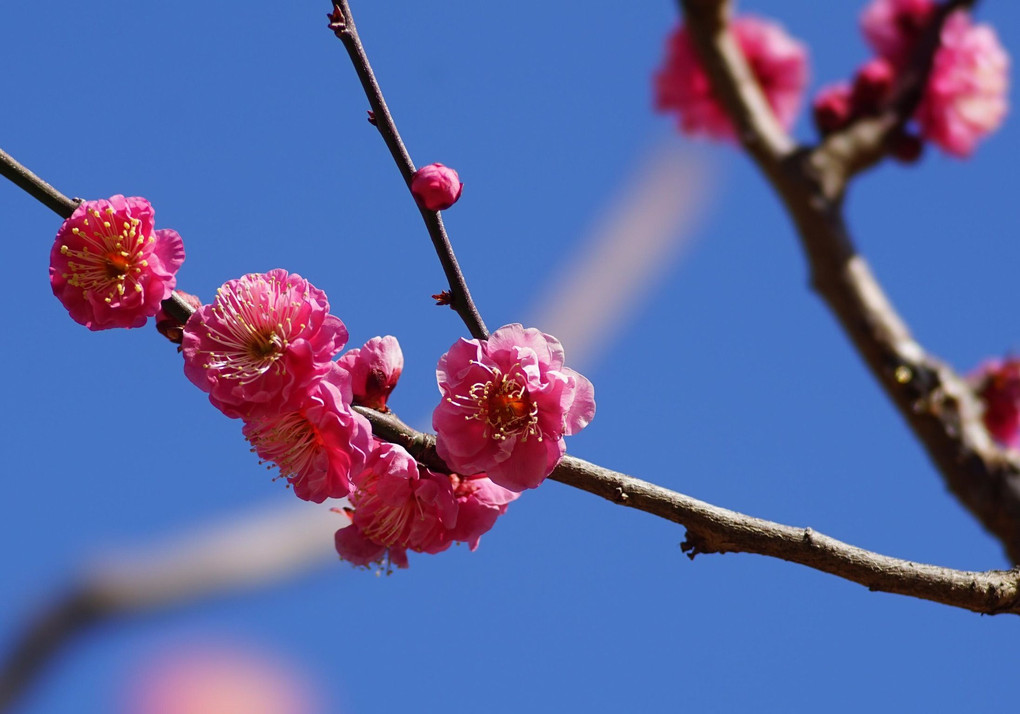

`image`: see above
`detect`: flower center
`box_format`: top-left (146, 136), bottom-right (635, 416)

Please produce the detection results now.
top-left (351, 481), bottom-right (417, 547)
top-left (247, 411), bottom-right (320, 484)
top-left (449, 364), bottom-right (541, 442)
top-left (59, 206), bottom-right (149, 304)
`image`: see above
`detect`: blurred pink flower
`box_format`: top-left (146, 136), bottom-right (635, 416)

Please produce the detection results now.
top-left (243, 365), bottom-right (372, 502)
top-left (49, 195), bottom-right (184, 330)
top-left (916, 11), bottom-right (1009, 157)
top-left (861, 0), bottom-right (936, 66)
top-left (182, 269), bottom-right (348, 419)
top-left (812, 82), bottom-right (854, 134)
top-left (654, 16), bottom-right (809, 140)
top-left (335, 443), bottom-right (458, 568)
top-left (410, 163), bottom-right (463, 211)
top-left (973, 358), bottom-right (1020, 449)
top-left (337, 335), bottom-right (403, 412)
top-left (433, 323), bottom-right (595, 491)
top-left (123, 642), bottom-right (320, 714)
top-left (447, 474), bottom-right (518, 550)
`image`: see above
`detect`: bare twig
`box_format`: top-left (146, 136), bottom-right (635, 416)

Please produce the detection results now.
top-left (0, 147), bottom-right (79, 218)
top-left (677, 0), bottom-right (1020, 562)
top-left (359, 407), bottom-right (1020, 616)
top-left (327, 1), bottom-right (489, 340)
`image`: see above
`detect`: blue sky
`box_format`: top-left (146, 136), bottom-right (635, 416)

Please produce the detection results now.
top-left (3, 1), bottom-right (1019, 712)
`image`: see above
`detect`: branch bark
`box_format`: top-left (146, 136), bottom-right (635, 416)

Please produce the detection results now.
top-left (677, 0), bottom-right (1020, 563)
top-left (327, 0), bottom-right (489, 340)
top-left (359, 407), bottom-right (1020, 616)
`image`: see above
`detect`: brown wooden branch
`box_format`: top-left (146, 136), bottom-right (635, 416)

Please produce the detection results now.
top-left (327, 0), bottom-right (489, 340)
top-left (358, 407), bottom-right (1020, 616)
top-left (676, 0), bottom-right (1020, 563)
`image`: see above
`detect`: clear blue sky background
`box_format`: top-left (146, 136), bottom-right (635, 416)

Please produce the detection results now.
top-left (3, 1), bottom-right (1019, 712)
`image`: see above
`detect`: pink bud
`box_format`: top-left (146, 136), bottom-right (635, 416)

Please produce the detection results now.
top-left (337, 335), bottom-right (404, 412)
top-left (410, 163), bottom-right (463, 211)
top-left (851, 57), bottom-right (896, 114)
top-left (812, 83), bottom-right (854, 135)
top-left (973, 359), bottom-right (1020, 449)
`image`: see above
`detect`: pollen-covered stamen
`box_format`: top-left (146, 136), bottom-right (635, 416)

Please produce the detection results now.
top-left (246, 411), bottom-right (321, 485)
top-left (200, 275), bottom-right (310, 384)
top-left (59, 208), bottom-right (148, 303)
top-left (351, 483), bottom-right (417, 547)
top-left (448, 362), bottom-right (541, 441)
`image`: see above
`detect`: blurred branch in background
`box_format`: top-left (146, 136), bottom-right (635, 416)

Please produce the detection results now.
top-left (678, 0), bottom-right (1020, 563)
top-left (0, 504), bottom-right (339, 712)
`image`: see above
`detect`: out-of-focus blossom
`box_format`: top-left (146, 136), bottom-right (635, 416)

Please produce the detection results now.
top-left (851, 57), bottom-right (896, 113)
top-left (433, 323), bottom-right (595, 492)
top-left (338, 335), bottom-right (403, 412)
top-left (654, 16), bottom-right (809, 140)
top-left (243, 365), bottom-right (372, 502)
top-left (335, 443), bottom-right (458, 568)
top-left (916, 11), bottom-right (1009, 157)
top-left (182, 269), bottom-right (348, 419)
top-left (861, 0), bottom-right (936, 66)
top-left (973, 358), bottom-right (1020, 449)
top-left (410, 163), bottom-right (463, 211)
top-left (49, 195), bottom-right (184, 330)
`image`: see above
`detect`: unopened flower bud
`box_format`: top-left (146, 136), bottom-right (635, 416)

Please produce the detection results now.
top-left (410, 163), bottom-right (463, 211)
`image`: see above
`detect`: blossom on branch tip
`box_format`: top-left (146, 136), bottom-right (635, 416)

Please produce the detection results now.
top-left (243, 364), bottom-right (372, 502)
top-left (338, 336), bottom-right (403, 412)
top-left (410, 163), bottom-right (463, 211)
top-left (433, 323), bottom-right (595, 492)
top-left (49, 196), bottom-right (185, 330)
top-left (653, 16), bottom-right (809, 140)
top-left (916, 11), bottom-right (1009, 157)
top-left (972, 359), bottom-right (1020, 449)
top-left (182, 269), bottom-right (348, 420)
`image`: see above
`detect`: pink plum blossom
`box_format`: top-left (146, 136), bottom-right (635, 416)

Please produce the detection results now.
top-left (447, 474), bottom-right (518, 551)
top-left (433, 323), bottom-right (596, 492)
top-left (242, 365), bottom-right (373, 502)
top-left (182, 269), bottom-right (348, 420)
top-left (654, 16), bottom-right (809, 140)
top-left (972, 359), bottom-right (1020, 449)
top-left (915, 11), bottom-right (1009, 157)
top-left (813, 83), bottom-right (854, 134)
top-left (337, 335), bottom-right (403, 412)
top-left (49, 195), bottom-right (184, 330)
top-left (861, 0), bottom-right (936, 67)
top-left (410, 163), bottom-right (463, 211)
top-left (335, 443), bottom-right (459, 568)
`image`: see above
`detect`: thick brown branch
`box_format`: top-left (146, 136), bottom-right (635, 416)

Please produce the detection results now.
top-left (327, 1), bottom-right (489, 340)
top-left (358, 408), bottom-right (1020, 616)
top-left (677, 1), bottom-right (1020, 562)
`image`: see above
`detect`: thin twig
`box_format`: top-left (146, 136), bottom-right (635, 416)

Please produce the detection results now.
top-left (327, 1), bottom-right (489, 340)
top-left (358, 406), bottom-right (1020, 616)
top-left (677, 0), bottom-right (1020, 562)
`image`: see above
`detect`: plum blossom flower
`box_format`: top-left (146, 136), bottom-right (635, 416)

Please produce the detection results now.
top-left (433, 323), bottom-right (595, 492)
top-left (915, 11), bottom-right (1009, 157)
top-left (861, 0), bottom-right (936, 67)
top-left (182, 269), bottom-right (348, 419)
top-left (410, 163), bottom-right (463, 211)
top-left (337, 335), bottom-right (403, 412)
top-left (335, 443), bottom-right (458, 568)
top-left (654, 16), bottom-right (809, 140)
top-left (972, 358), bottom-right (1020, 449)
top-left (242, 365), bottom-right (372, 502)
top-left (446, 474), bottom-right (518, 551)
top-left (49, 195), bottom-right (184, 330)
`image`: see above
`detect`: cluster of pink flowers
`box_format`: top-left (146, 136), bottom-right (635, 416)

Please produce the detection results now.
top-left (50, 196), bottom-right (185, 330)
top-left (178, 274), bottom-right (591, 568)
top-left (971, 358), bottom-right (1020, 450)
top-left (813, 0), bottom-right (1008, 158)
top-left (653, 16), bottom-right (809, 140)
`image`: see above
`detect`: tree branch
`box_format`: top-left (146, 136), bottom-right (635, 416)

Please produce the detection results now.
top-left (677, 0), bottom-right (1020, 563)
top-left (358, 406), bottom-right (1020, 616)
top-left (327, 1), bottom-right (489, 340)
